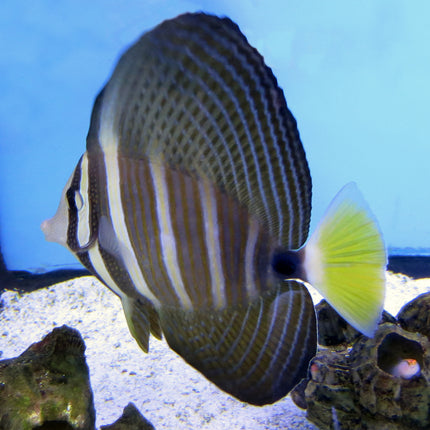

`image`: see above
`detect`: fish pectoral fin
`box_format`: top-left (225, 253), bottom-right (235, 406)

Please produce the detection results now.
top-left (98, 215), bottom-right (123, 261)
top-left (158, 281), bottom-right (316, 406)
top-left (303, 182), bottom-right (386, 337)
top-left (122, 295), bottom-right (162, 353)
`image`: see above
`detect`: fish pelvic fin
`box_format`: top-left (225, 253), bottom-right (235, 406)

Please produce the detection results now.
top-left (122, 295), bottom-right (162, 353)
top-left (158, 280), bottom-right (316, 405)
top-left (302, 182), bottom-right (386, 337)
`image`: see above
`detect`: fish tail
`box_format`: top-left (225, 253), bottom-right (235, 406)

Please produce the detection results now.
top-left (302, 182), bottom-right (386, 337)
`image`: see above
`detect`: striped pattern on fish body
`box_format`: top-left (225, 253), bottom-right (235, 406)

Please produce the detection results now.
top-left (69, 149), bottom-right (281, 310)
top-left (42, 12), bottom-right (386, 406)
top-left (160, 281), bottom-right (316, 405)
top-left (51, 144), bottom-right (316, 405)
top-left (90, 13), bottom-right (311, 249)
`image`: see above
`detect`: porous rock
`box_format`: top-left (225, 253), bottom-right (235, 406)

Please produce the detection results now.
top-left (100, 403), bottom-right (155, 430)
top-left (316, 299), bottom-right (396, 347)
top-left (304, 323), bottom-right (430, 429)
top-left (0, 325), bottom-right (95, 430)
top-left (397, 292), bottom-right (430, 339)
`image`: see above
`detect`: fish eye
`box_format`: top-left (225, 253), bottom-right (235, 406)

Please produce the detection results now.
top-left (271, 251), bottom-right (299, 278)
top-left (74, 190), bottom-right (84, 210)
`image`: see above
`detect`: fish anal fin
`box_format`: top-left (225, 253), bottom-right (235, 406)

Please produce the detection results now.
top-left (303, 182), bottom-right (386, 337)
top-left (159, 281), bottom-right (316, 405)
top-left (122, 295), bottom-right (162, 353)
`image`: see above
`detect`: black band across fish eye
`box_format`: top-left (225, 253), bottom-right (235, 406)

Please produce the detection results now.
top-left (66, 187), bottom-right (78, 211)
top-left (66, 155), bottom-right (97, 253)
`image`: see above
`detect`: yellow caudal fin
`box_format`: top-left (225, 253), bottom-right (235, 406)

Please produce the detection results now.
top-left (303, 182), bottom-right (386, 337)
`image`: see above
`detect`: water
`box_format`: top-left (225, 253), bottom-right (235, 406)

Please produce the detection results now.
top-left (1, 1), bottom-right (430, 272)
top-left (1, 3), bottom-right (430, 429)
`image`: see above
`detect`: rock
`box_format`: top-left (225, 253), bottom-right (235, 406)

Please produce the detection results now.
top-left (304, 349), bottom-right (358, 428)
top-left (100, 403), bottom-right (155, 430)
top-left (397, 292), bottom-right (430, 339)
top-left (315, 300), bottom-right (361, 347)
top-left (0, 325), bottom-right (95, 430)
top-left (305, 323), bottom-right (430, 429)
top-left (350, 323), bottom-right (430, 425)
top-left (316, 300), bottom-right (396, 347)
top-left (290, 378), bottom-right (308, 409)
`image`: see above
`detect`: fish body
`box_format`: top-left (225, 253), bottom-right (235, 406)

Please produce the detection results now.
top-left (391, 358), bottom-right (420, 379)
top-left (41, 13), bottom-right (386, 405)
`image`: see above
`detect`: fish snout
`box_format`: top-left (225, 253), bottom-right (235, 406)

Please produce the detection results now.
top-left (40, 209), bottom-right (68, 247)
top-left (40, 218), bottom-right (50, 237)
top-left (41, 216), bottom-right (60, 243)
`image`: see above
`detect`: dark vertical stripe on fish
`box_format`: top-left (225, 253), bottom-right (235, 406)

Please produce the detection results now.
top-left (165, 165), bottom-right (210, 306)
top-left (119, 156), bottom-right (181, 305)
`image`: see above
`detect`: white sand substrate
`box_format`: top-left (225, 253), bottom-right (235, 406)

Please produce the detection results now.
top-left (1, 272), bottom-right (429, 429)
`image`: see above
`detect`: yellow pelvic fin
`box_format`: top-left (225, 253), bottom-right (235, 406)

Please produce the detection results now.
top-left (303, 182), bottom-right (386, 337)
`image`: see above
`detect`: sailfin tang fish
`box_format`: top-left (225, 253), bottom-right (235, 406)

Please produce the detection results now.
top-left (41, 13), bottom-right (386, 405)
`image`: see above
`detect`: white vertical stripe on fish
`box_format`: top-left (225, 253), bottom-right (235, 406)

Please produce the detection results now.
top-left (223, 34), bottom-right (300, 244)
top-left (102, 146), bottom-right (158, 304)
top-left (238, 287), bottom-right (293, 385)
top-left (244, 216), bottom-right (260, 299)
top-left (161, 26), bottom-right (301, 246)
top-left (277, 289), bottom-right (315, 379)
top-left (169, 45), bottom-right (248, 197)
top-left (225, 24), bottom-right (308, 245)
top-left (76, 153), bottom-right (91, 248)
top-left (88, 244), bottom-right (124, 297)
top-left (252, 288), bottom-right (305, 390)
top-left (201, 29), bottom-right (287, 239)
top-left (259, 290), bottom-right (297, 387)
top-left (138, 40), bottom-right (245, 202)
top-left (229, 297), bottom-right (265, 373)
top-left (174, 38), bottom-right (262, 215)
top-left (215, 311), bottom-right (239, 350)
top-left (43, 14), bottom-right (322, 406)
top-left (254, 287), bottom-right (314, 392)
top-left (221, 302), bottom-right (253, 362)
top-left (186, 27), bottom-right (294, 243)
top-left (150, 161), bottom-right (193, 309)
top-left (198, 179), bottom-right (227, 309)
top-left (94, 13), bottom-right (312, 251)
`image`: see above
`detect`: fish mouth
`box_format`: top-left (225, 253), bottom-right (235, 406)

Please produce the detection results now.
top-left (41, 217), bottom-right (58, 243)
top-left (40, 218), bottom-right (49, 237)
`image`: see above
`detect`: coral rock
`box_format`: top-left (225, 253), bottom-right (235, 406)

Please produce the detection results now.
top-left (305, 323), bottom-right (430, 429)
top-left (0, 325), bottom-right (95, 430)
top-left (290, 378), bottom-right (308, 410)
top-left (100, 403), bottom-right (155, 430)
top-left (397, 292), bottom-right (430, 339)
top-left (316, 299), bottom-right (396, 347)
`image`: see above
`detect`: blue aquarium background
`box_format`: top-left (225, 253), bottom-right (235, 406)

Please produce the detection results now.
top-left (1, 0), bottom-right (429, 273)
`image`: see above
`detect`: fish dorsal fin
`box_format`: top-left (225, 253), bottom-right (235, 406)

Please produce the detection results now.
top-left (158, 280), bottom-right (316, 405)
top-left (88, 13), bottom-right (311, 248)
